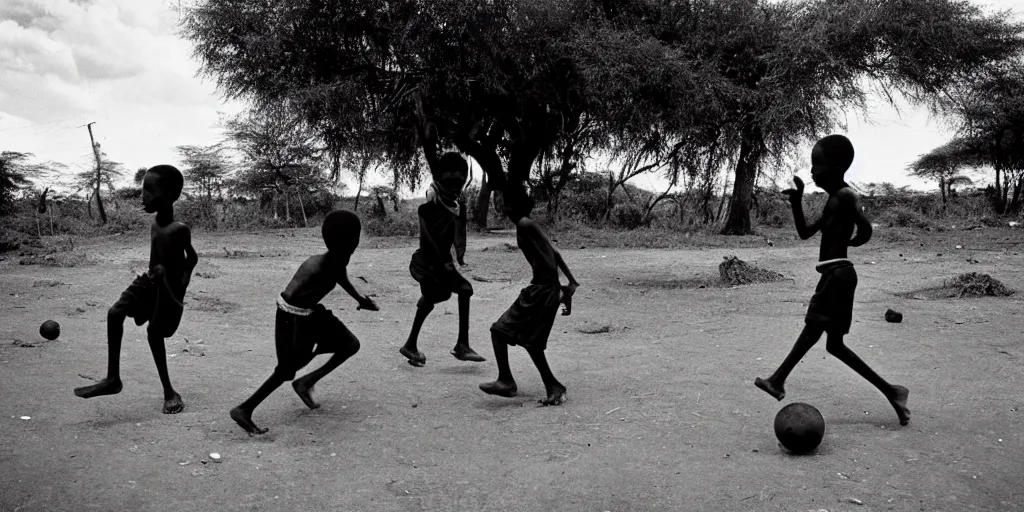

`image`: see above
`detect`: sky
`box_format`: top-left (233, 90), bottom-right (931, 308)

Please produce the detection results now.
top-left (1, 0), bottom-right (1022, 196)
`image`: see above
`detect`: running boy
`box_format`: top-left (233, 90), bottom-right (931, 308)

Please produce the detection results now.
top-left (479, 184), bottom-right (578, 406)
top-left (230, 210), bottom-right (377, 435)
top-left (74, 165), bottom-right (197, 414)
top-left (398, 148), bottom-right (484, 367)
top-left (754, 135), bottom-right (910, 426)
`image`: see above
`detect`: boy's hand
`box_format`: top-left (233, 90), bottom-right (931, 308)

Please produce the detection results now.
top-left (782, 176), bottom-right (804, 204)
top-left (356, 295), bottom-right (379, 311)
top-left (560, 282), bottom-right (578, 316)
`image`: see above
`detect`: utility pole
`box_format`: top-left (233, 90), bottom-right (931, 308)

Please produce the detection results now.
top-left (86, 122), bottom-right (107, 224)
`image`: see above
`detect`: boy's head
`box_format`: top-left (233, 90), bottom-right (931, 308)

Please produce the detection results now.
top-left (810, 135), bottom-right (854, 191)
top-left (322, 210), bottom-right (361, 255)
top-left (433, 152), bottom-right (469, 196)
top-left (502, 183), bottom-right (534, 224)
top-left (141, 165), bottom-right (184, 213)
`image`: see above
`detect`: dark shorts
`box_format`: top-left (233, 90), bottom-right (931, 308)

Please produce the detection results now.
top-left (112, 272), bottom-right (185, 338)
top-left (490, 283), bottom-right (561, 351)
top-left (805, 260), bottom-right (857, 334)
top-left (410, 252), bottom-right (473, 304)
top-left (274, 300), bottom-right (358, 379)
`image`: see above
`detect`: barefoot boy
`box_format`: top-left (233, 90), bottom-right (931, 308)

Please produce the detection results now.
top-left (74, 165), bottom-right (196, 414)
top-left (230, 210), bottom-right (378, 435)
top-left (479, 184), bottom-right (578, 406)
top-left (754, 135), bottom-right (910, 426)
top-left (399, 151), bottom-right (484, 366)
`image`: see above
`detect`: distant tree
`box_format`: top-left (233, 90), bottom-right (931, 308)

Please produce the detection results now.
top-left (176, 144), bottom-right (231, 201)
top-left (908, 138), bottom-right (983, 204)
top-left (941, 63), bottom-right (1024, 214)
top-left (75, 152), bottom-right (123, 218)
top-left (0, 151), bottom-right (45, 214)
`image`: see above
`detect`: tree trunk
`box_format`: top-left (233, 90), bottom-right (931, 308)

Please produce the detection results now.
top-left (715, 175), bottom-right (731, 223)
top-left (721, 127), bottom-right (761, 235)
top-left (284, 189), bottom-right (291, 222)
top-left (471, 172), bottom-right (490, 230)
top-left (297, 191), bottom-right (308, 227)
top-left (86, 191), bottom-right (94, 219)
top-left (939, 176), bottom-right (947, 205)
top-left (354, 171), bottom-right (365, 212)
top-left (1010, 177), bottom-right (1024, 215)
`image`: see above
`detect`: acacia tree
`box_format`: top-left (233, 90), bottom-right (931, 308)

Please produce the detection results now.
top-left (941, 63), bottom-right (1024, 214)
top-left (582, 0), bottom-right (1024, 234)
top-left (225, 104), bottom-right (326, 221)
top-left (177, 144), bottom-right (231, 201)
top-left (0, 151), bottom-right (47, 214)
top-left (181, 0), bottom-right (655, 229)
top-left (75, 152), bottom-right (123, 218)
top-left (908, 138), bottom-right (982, 204)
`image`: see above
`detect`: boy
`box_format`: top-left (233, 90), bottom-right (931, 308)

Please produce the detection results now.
top-left (74, 165), bottom-right (197, 414)
top-left (479, 184), bottom-right (578, 406)
top-left (230, 210), bottom-right (378, 435)
top-left (754, 135), bottom-right (910, 426)
top-left (398, 151), bottom-right (484, 366)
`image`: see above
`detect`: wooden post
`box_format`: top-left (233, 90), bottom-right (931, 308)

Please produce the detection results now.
top-left (86, 123), bottom-right (107, 224)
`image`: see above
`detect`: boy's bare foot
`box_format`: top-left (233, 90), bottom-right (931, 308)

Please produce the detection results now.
top-left (451, 344), bottom-right (486, 362)
top-left (163, 393), bottom-right (184, 414)
top-left (230, 406), bottom-right (269, 435)
top-left (539, 385), bottom-right (566, 406)
top-left (754, 377), bottom-right (785, 401)
top-left (479, 380), bottom-right (518, 397)
top-left (74, 377), bottom-right (123, 398)
top-left (400, 346), bottom-right (426, 367)
top-left (890, 385), bottom-right (910, 426)
top-left (292, 379), bottom-right (321, 409)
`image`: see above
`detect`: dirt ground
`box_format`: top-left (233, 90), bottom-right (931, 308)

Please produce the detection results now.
top-left (1, 225), bottom-right (1022, 512)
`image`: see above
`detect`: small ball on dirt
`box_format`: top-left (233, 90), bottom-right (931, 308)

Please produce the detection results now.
top-left (885, 309), bottom-right (903, 323)
top-left (39, 320), bottom-right (60, 340)
top-left (774, 402), bottom-right (825, 454)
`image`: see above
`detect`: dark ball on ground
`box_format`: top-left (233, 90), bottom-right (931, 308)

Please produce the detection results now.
top-left (885, 309), bottom-right (903, 323)
top-left (39, 320), bottom-right (60, 340)
top-left (774, 402), bottom-right (825, 454)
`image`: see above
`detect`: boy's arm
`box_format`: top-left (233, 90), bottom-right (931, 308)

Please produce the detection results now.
top-left (524, 221), bottom-right (579, 315)
top-left (336, 266), bottom-right (378, 311)
top-left (554, 249), bottom-right (578, 316)
top-left (783, 177), bottom-right (822, 240)
top-left (181, 226), bottom-right (198, 288)
top-left (414, 95), bottom-right (441, 173)
top-left (840, 189), bottom-right (873, 247)
top-left (454, 196), bottom-right (467, 265)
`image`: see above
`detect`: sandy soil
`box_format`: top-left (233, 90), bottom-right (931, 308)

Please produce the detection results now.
top-left (0, 226), bottom-right (1022, 511)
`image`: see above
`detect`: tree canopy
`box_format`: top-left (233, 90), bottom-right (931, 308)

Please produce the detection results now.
top-left (181, 0), bottom-right (1024, 231)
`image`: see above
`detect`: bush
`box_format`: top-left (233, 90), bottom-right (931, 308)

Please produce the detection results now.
top-left (879, 206), bottom-right (938, 229)
top-left (611, 202), bottom-right (647, 229)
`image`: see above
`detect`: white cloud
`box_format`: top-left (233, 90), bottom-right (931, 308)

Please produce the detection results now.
top-left (0, 0), bottom-right (238, 177)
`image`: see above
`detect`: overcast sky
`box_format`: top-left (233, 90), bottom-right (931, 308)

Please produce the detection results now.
top-left (1, 0), bottom-right (1022, 195)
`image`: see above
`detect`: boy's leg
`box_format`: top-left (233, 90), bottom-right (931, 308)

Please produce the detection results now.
top-left (146, 331), bottom-right (183, 414)
top-left (400, 298), bottom-right (432, 366)
top-left (293, 332), bottom-right (361, 410)
top-left (451, 293), bottom-right (485, 362)
top-left (825, 333), bottom-right (910, 425)
top-left (231, 368), bottom-right (290, 435)
top-left (74, 306), bottom-right (129, 398)
top-left (755, 324), bottom-right (825, 401)
top-left (479, 332), bottom-right (517, 397)
top-left (526, 347), bottom-right (566, 406)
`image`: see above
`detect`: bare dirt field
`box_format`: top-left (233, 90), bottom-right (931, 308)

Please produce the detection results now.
top-left (1, 226), bottom-right (1022, 511)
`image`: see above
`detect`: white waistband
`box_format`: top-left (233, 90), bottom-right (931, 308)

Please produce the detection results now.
top-left (815, 258), bottom-right (852, 271)
top-left (277, 296), bottom-right (314, 316)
